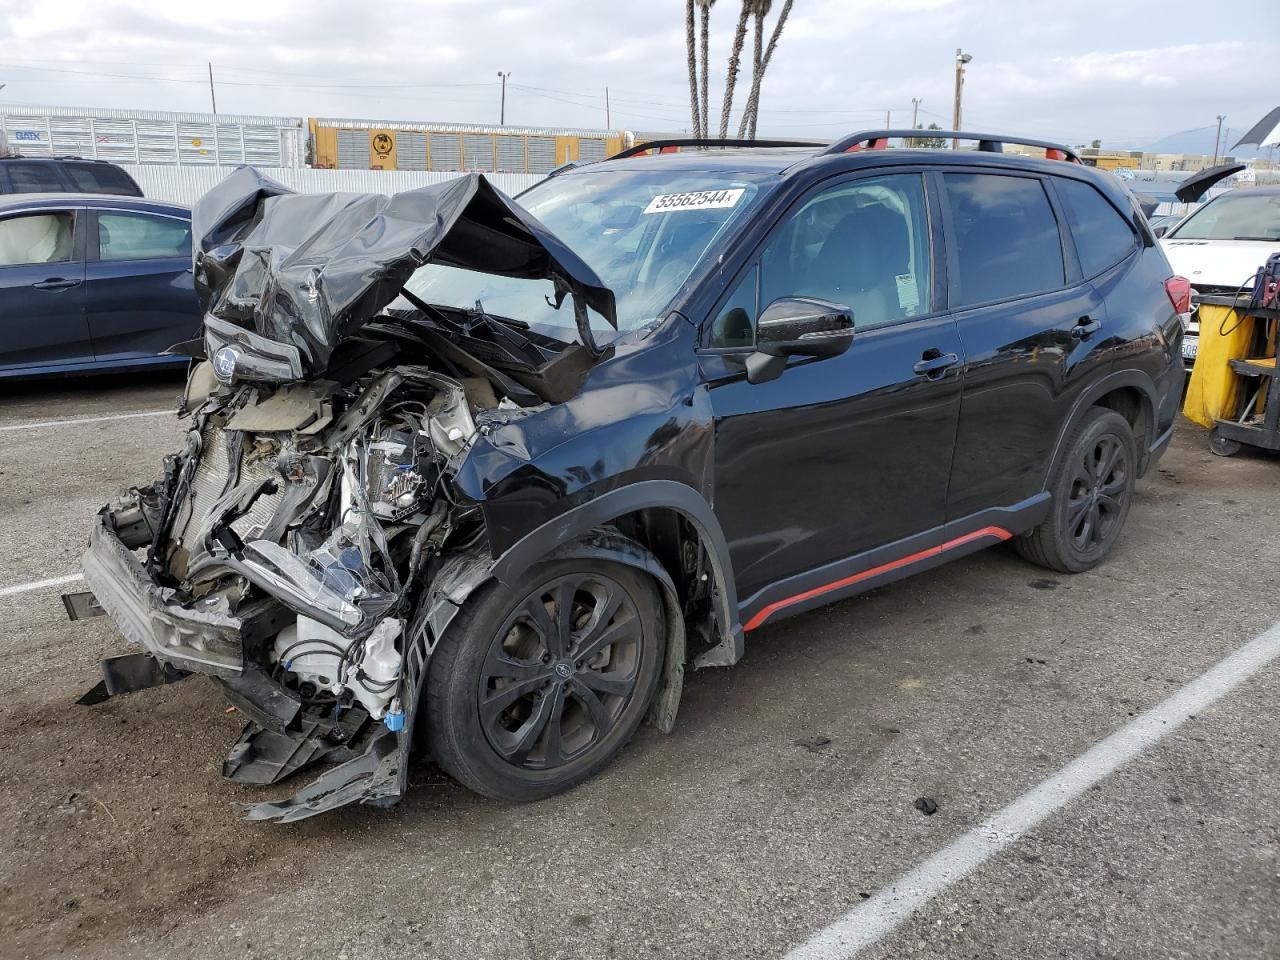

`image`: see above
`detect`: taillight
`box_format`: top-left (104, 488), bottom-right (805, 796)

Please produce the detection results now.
top-left (1165, 276), bottom-right (1192, 327)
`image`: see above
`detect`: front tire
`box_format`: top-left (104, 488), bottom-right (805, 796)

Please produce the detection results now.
top-left (425, 558), bottom-right (665, 802)
top-left (1016, 407), bottom-right (1137, 574)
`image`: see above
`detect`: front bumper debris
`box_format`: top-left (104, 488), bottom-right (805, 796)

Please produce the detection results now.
top-left (81, 509), bottom-right (285, 677)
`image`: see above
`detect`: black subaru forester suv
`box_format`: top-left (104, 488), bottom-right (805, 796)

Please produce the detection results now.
top-left (81, 131), bottom-right (1186, 820)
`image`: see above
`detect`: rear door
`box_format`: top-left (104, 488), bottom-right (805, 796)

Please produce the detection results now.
top-left (702, 169), bottom-right (964, 602)
top-left (83, 207), bottom-right (199, 362)
top-left (0, 207), bottom-right (91, 370)
top-left (939, 170), bottom-right (1112, 519)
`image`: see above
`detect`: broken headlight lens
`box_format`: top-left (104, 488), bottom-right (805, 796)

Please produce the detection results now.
top-left (204, 315), bottom-right (305, 384)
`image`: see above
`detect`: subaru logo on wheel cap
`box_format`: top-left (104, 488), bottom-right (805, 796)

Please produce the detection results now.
top-left (212, 346), bottom-right (239, 383)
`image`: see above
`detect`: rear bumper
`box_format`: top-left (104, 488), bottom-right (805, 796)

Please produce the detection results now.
top-left (82, 510), bottom-right (251, 677)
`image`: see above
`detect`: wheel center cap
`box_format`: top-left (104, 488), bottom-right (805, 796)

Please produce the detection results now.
top-left (553, 660), bottom-right (574, 680)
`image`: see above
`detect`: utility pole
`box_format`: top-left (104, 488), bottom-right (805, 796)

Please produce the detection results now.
top-left (496, 71), bottom-right (511, 126)
top-left (207, 62), bottom-right (217, 114)
top-left (952, 49), bottom-right (972, 149)
top-left (605, 86), bottom-right (611, 129)
top-left (911, 97), bottom-right (921, 130)
top-left (885, 109), bottom-right (891, 127)
top-left (1212, 114), bottom-right (1225, 165)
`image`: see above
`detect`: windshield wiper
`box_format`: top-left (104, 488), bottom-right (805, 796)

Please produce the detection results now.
top-left (1231, 236), bottom-right (1280, 241)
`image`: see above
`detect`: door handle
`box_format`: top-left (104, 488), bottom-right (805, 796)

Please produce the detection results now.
top-left (1071, 316), bottom-right (1102, 339)
top-left (913, 350), bottom-right (960, 377)
top-left (33, 278), bottom-right (82, 290)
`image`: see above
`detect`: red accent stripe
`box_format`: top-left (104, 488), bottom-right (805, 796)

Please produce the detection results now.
top-left (742, 525), bottom-right (1012, 631)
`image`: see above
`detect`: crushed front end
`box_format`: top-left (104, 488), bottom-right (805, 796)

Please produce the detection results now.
top-left (79, 166), bottom-right (618, 822)
top-left (85, 360), bottom-right (491, 820)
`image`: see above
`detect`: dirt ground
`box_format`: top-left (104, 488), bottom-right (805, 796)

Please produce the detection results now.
top-left (1, 371), bottom-right (1278, 960)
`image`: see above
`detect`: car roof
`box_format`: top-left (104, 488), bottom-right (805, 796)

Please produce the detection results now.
top-left (565, 144), bottom-right (1131, 206)
top-left (0, 192), bottom-right (189, 215)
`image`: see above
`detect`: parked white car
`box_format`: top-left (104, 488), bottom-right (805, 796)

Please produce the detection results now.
top-left (1160, 186), bottom-right (1280, 365)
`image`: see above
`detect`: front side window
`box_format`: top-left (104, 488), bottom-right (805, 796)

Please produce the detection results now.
top-left (1056, 178), bottom-right (1136, 277)
top-left (98, 212), bottom-right (191, 261)
top-left (758, 173), bottom-right (932, 330)
top-left (405, 169), bottom-right (778, 343)
top-left (0, 213), bottom-right (74, 266)
top-left (943, 173), bottom-right (1065, 307)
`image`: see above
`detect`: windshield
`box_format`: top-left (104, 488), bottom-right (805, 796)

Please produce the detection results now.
top-left (1170, 190), bottom-right (1280, 241)
top-left (403, 168), bottom-right (776, 340)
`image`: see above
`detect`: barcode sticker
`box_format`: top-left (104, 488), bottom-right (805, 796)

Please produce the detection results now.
top-left (896, 274), bottom-right (920, 312)
top-left (643, 188), bottom-right (745, 214)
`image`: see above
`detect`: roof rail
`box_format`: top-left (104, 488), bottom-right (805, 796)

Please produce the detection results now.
top-left (609, 137), bottom-right (825, 160)
top-left (823, 130), bottom-right (1082, 163)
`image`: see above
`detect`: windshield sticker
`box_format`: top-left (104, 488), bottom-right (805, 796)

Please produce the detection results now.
top-left (895, 274), bottom-right (920, 312)
top-left (643, 188), bottom-right (745, 215)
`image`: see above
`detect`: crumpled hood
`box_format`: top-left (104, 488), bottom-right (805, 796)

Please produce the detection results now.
top-left (191, 166), bottom-right (617, 377)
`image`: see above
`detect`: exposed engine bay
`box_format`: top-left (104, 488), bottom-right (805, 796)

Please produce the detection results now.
top-left (77, 167), bottom-right (634, 821)
top-left (85, 320), bottom-right (565, 819)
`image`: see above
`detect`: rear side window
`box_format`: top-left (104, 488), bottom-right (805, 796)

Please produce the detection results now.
top-left (1055, 178), bottom-right (1136, 276)
top-left (98, 212), bottom-right (191, 261)
top-left (6, 162), bottom-right (65, 193)
top-left (64, 162), bottom-right (141, 196)
top-left (942, 173), bottom-right (1064, 307)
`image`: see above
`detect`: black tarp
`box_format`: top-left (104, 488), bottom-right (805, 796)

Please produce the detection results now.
top-left (191, 166), bottom-right (616, 375)
top-left (1174, 163), bottom-right (1246, 203)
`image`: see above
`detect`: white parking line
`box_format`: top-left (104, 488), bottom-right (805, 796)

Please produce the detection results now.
top-left (0, 409), bottom-right (172, 433)
top-left (0, 573), bottom-right (83, 599)
top-left (784, 620), bottom-right (1280, 960)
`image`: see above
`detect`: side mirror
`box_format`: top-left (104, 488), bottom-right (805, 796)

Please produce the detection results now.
top-left (1150, 223), bottom-right (1171, 239)
top-left (746, 296), bottom-right (855, 384)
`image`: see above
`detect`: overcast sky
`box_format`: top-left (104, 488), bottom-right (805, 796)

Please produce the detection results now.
top-left (1, 0), bottom-right (1275, 148)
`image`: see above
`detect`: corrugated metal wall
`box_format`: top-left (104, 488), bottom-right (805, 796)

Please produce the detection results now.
top-left (119, 165), bottom-right (545, 206)
top-left (1, 104), bottom-right (305, 167)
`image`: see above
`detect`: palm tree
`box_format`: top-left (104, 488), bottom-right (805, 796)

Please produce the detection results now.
top-left (696, 0), bottom-right (717, 138)
top-left (718, 1), bottom-right (751, 138)
top-left (737, 0), bottom-right (794, 139)
top-left (685, 0), bottom-right (701, 137)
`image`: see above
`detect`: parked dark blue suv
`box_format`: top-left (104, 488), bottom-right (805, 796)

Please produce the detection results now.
top-left (81, 133), bottom-right (1185, 820)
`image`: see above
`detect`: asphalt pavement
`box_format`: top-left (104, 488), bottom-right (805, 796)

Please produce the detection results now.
top-left (1, 370), bottom-right (1277, 960)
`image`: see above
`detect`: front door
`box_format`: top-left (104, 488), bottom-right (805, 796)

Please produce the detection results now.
top-left (0, 208), bottom-right (90, 371)
top-left (84, 209), bottom-right (199, 362)
top-left (701, 171), bottom-right (964, 607)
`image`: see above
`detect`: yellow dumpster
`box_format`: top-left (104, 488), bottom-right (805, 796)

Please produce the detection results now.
top-left (1183, 303), bottom-right (1257, 428)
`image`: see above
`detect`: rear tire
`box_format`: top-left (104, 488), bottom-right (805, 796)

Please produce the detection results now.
top-left (425, 558), bottom-right (665, 802)
top-left (1016, 407), bottom-right (1137, 574)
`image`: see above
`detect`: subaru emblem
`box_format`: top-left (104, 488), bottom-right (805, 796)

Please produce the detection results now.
top-left (212, 346), bottom-right (239, 383)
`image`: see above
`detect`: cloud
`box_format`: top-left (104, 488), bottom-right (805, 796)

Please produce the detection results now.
top-left (0, 0), bottom-right (1274, 146)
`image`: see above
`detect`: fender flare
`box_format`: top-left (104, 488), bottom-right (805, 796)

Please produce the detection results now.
top-left (1043, 368), bottom-right (1160, 485)
top-left (490, 479), bottom-right (743, 668)
top-left (538, 529), bottom-right (687, 733)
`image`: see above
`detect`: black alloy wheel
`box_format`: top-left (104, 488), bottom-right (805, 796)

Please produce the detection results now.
top-left (477, 573), bottom-right (643, 770)
top-left (1064, 433), bottom-right (1129, 553)
top-left (426, 557), bottom-right (665, 801)
top-left (1016, 407), bottom-right (1137, 574)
